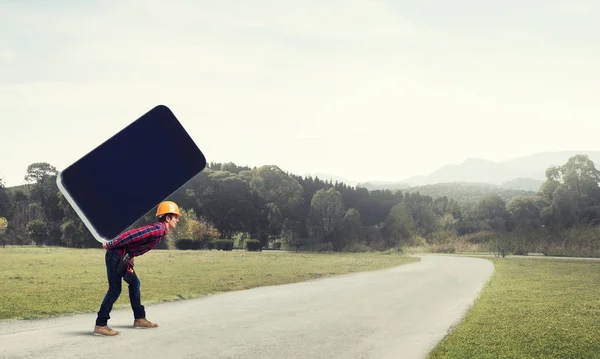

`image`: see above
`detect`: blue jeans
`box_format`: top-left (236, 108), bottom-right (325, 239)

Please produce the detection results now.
top-left (95, 249), bottom-right (145, 326)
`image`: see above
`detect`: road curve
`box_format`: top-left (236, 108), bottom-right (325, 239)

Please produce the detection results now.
top-left (0, 255), bottom-right (494, 359)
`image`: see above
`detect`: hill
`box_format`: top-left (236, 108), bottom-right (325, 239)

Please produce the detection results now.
top-left (499, 178), bottom-right (543, 192)
top-left (362, 151), bottom-right (600, 191)
top-left (403, 182), bottom-right (537, 205)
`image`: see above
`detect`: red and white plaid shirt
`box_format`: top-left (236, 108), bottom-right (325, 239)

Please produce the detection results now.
top-left (105, 222), bottom-right (168, 257)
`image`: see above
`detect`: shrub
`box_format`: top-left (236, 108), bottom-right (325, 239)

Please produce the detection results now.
top-left (313, 241), bottom-right (333, 252)
top-left (541, 226), bottom-right (600, 258)
top-left (212, 239), bottom-right (234, 251)
top-left (343, 242), bottom-right (372, 253)
top-left (430, 242), bottom-right (457, 253)
top-left (427, 230), bottom-right (459, 244)
top-left (155, 236), bottom-right (171, 250)
top-left (246, 239), bottom-right (262, 252)
top-left (175, 238), bottom-right (202, 250)
top-left (188, 219), bottom-right (220, 242)
top-left (461, 230), bottom-right (497, 244)
top-left (487, 235), bottom-right (511, 258)
top-left (272, 241), bottom-right (282, 250)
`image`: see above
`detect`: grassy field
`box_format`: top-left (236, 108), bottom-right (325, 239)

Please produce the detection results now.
top-left (0, 246), bottom-right (419, 321)
top-left (427, 256), bottom-right (600, 359)
top-left (4, 246), bottom-right (599, 358)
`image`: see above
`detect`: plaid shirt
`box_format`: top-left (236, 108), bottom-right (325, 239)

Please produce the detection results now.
top-left (105, 222), bottom-right (168, 258)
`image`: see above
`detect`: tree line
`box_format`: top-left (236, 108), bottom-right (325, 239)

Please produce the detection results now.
top-left (1, 154), bottom-right (599, 256)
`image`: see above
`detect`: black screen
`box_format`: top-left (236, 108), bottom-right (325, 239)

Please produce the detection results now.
top-left (59, 105), bottom-right (206, 240)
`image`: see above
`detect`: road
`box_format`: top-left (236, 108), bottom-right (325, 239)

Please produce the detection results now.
top-left (0, 255), bottom-right (494, 359)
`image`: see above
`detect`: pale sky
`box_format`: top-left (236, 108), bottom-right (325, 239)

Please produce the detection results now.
top-left (1, 0), bottom-right (599, 187)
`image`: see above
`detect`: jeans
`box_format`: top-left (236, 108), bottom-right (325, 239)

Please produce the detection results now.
top-left (95, 249), bottom-right (145, 326)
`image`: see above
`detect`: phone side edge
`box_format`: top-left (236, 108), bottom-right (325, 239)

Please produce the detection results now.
top-left (56, 171), bottom-right (110, 244)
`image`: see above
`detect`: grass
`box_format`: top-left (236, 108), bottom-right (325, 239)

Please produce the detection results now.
top-left (427, 256), bottom-right (600, 359)
top-left (5, 245), bottom-right (598, 357)
top-left (0, 246), bottom-right (419, 321)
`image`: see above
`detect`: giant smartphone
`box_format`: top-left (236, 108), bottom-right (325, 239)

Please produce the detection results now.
top-left (56, 105), bottom-right (207, 243)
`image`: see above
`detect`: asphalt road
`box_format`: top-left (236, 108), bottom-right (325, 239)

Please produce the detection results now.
top-left (0, 255), bottom-right (494, 359)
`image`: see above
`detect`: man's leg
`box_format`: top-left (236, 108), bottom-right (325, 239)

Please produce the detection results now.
top-left (129, 271), bottom-right (158, 328)
top-left (94, 250), bottom-right (122, 335)
top-left (128, 271), bottom-right (145, 320)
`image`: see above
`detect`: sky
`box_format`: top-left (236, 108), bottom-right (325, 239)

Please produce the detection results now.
top-left (1, 0), bottom-right (599, 187)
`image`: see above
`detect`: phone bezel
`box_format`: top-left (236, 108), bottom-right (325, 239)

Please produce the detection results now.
top-left (55, 104), bottom-right (207, 243)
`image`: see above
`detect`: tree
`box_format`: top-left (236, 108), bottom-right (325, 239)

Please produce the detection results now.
top-left (548, 155), bottom-right (600, 198)
top-left (541, 186), bottom-right (578, 229)
top-left (187, 218), bottom-right (220, 244)
top-left (164, 208), bottom-right (219, 248)
top-left (307, 188), bottom-right (345, 239)
top-left (0, 178), bottom-right (9, 219)
top-left (342, 208), bottom-right (362, 245)
top-left (202, 171), bottom-right (256, 239)
top-left (24, 162), bottom-right (61, 244)
top-left (26, 219), bottom-right (48, 246)
top-left (249, 166), bottom-right (303, 208)
top-left (539, 154), bottom-right (600, 227)
top-left (0, 217), bottom-right (7, 247)
top-left (507, 196), bottom-right (544, 230)
top-left (472, 194), bottom-right (508, 220)
top-left (383, 202), bottom-right (416, 246)
top-left (8, 200), bottom-right (45, 245)
top-left (248, 165), bottom-right (304, 237)
top-left (57, 191), bottom-right (96, 248)
top-left (24, 162), bottom-right (58, 184)
top-left (439, 212), bottom-right (458, 231)
top-left (404, 192), bottom-right (439, 236)
top-left (470, 194), bottom-right (509, 232)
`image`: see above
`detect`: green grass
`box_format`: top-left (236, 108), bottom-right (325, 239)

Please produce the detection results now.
top-left (0, 246), bottom-right (419, 321)
top-left (427, 257), bottom-right (600, 359)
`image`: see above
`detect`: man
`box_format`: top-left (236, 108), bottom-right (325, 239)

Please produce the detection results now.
top-left (93, 201), bottom-right (181, 336)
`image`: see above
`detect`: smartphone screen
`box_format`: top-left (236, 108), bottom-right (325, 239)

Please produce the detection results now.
top-left (57, 105), bottom-right (207, 242)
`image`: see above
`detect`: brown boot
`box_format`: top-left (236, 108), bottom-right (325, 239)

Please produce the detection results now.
top-left (94, 325), bottom-right (120, 336)
top-left (133, 318), bottom-right (158, 328)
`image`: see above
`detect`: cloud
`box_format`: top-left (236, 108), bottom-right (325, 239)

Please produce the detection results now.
top-left (0, 0), bottom-right (432, 84)
top-left (2, 0), bottom-right (600, 186)
top-left (558, 1), bottom-right (591, 14)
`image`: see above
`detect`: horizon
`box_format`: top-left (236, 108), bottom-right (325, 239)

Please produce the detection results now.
top-left (5, 149), bottom-right (600, 189)
top-left (2, 1), bottom-right (599, 188)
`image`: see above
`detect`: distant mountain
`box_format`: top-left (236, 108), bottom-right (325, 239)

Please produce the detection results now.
top-left (365, 151), bottom-right (600, 191)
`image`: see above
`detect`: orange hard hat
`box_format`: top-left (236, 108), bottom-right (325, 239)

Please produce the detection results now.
top-left (156, 201), bottom-right (181, 217)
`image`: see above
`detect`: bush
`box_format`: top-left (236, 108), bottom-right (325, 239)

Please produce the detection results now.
top-left (272, 241), bottom-right (282, 250)
top-left (313, 241), bottom-right (334, 252)
top-left (461, 231), bottom-right (497, 244)
top-left (212, 239), bottom-right (234, 251)
top-left (343, 242), bottom-right (372, 253)
top-left (430, 242), bottom-right (457, 253)
top-left (155, 238), bottom-right (170, 250)
top-left (175, 238), bottom-right (202, 250)
top-left (246, 239), bottom-right (262, 252)
top-left (427, 230), bottom-right (458, 245)
top-left (488, 235), bottom-right (511, 258)
top-left (510, 234), bottom-right (530, 255)
top-left (188, 219), bottom-right (220, 242)
top-left (541, 226), bottom-right (600, 258)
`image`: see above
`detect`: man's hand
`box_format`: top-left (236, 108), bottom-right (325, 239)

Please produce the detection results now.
top-left (102, 242), bottom-right (108, 249)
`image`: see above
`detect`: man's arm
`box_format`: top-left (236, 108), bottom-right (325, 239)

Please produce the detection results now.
top-left (105, 224), bottom-right (164, 250)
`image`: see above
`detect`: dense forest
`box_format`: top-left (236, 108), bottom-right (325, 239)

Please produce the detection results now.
top-left (1, 154), bottom-right (600, 257)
